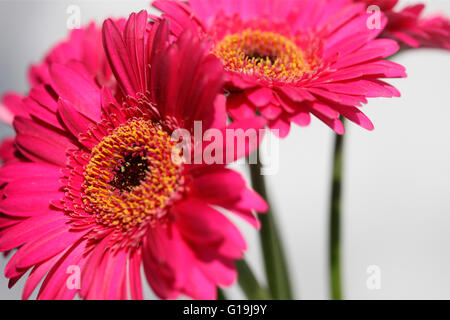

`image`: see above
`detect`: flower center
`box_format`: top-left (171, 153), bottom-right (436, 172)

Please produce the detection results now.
top-left (82, 119), bottom-right (185, 230)
top-left (110, 154), bottom-right (149, 192)
top-left (213, 29), bottom-right (311, 83)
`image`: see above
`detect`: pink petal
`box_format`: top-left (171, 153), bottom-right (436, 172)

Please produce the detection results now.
top-left (38, 240), bottom-right (87, 300)
top-left (174, 199), bottom-right (247, 259)
top-left (0, 162), bottom-right (60, 184)
top-left (227, 93), bottom-right (256, 120)
top-left (23, 252), bottom-right (64, 300)
top-left (191, 168), bottom-right (246, 203)
top-left (103, 18), bottom-right (140, 97)
top-left (129, 250), bottom-right (143, 300)
top-left (142, 225), bottom-right (184, 299)
top-left (0, 213), bottom-right (66, 251)
top-left (289, 111), bottom-right (311, 127)
top-left (14, 116), bottom-right (75, 166)
top-left (269, 117), bottom-right (291, 138)
top-left (49, 63), bottom-right (101, 121)
top-left (182, 265), bottom-right (216, 300)
top-left (15, 227), bottom-right (84, 269)
top-left (246, 87), bottom-right (273, 108)
top-left (58, 98), bottom-right (95, 139)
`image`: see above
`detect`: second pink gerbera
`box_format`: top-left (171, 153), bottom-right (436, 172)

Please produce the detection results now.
top-left (154, 0), bottom-right (407, 136)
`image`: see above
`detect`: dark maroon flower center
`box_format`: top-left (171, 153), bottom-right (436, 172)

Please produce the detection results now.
top-left (110, 153), bottom-right (150, 192)
top-left (244, 51), bottom-right (278, 65)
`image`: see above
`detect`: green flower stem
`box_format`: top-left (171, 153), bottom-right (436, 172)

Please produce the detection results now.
top-left (236, 260), bottom-right (271, 300)
top-left (329, 122), bottom-right (345, 300)
top-left (248, 157), bottom-right (293, 300)
top-left (217, 288), bottom-right (227, 300)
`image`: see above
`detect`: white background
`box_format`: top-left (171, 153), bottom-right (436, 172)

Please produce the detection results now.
top-left (0, 0), bottom-right (449, 299)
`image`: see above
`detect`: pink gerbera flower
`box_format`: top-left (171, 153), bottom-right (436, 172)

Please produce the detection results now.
top-left (153, 0), bottom-right (407, 136)
top-left (0, 12), bottom-right (267, 300)
top-left (0, 21), bottom-right (123, 126)
top-left (356, 0), bottom-right (450, 49)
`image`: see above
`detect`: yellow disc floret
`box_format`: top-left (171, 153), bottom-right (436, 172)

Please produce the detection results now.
top-left (82, 119), bottom-right (184, 230)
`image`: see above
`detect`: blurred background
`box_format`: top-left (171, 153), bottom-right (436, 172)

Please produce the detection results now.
top-left (0, 0), bottom-right (449, 299)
